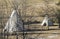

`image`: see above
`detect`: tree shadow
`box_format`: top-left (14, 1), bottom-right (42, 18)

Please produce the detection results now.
top-left (23, 21), bottom-right (41, 25)
top-left (56, 9), bottom-right (60, 28)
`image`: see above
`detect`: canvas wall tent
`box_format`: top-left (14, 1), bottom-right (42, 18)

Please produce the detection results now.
top-left (3, 10), bottom-right (23, 33)
top-left (41, 15), bottom-right (53, 26)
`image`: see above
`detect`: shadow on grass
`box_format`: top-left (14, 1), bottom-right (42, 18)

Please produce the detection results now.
top-left (23, 21), bottom-right (41, 25)
top-left (56, 9), bottom-right (60, 28)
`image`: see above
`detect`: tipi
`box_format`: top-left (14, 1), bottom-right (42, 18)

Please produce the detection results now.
top-left (3, 10), bottom-right (23, 33)
top-left (41, 15), bottom-right (53, 26)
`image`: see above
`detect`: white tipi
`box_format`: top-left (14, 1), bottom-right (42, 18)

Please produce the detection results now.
top-left (41, 15), bottom-right (53, 26)
top-left (3, 10), bottom-right (23, 33)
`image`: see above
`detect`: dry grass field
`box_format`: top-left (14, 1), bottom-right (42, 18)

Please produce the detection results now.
top-left (0, 0), bottom-right (60, 39)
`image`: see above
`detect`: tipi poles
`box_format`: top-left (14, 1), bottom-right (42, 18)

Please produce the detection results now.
top-left (22, 0), bottom-right (27, 39)
top-left (6, 32), bottom-right (9, 39)
top-left (22, 20), bottom-right (25, 39)
top-left (6, 21), bottom-right (9, 39)
top-left (16, 32), bottom-right (18, 39)
top-left (3, 31), bottom-right (5, 39)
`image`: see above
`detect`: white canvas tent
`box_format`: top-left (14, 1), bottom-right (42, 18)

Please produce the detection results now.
top-left (41, 15), bottom-right (53, 26)
top-left (3, 10), bottom-right (23, 33)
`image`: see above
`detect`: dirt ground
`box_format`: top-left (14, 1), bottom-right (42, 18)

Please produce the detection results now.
top-left (0, 29), bottom-right (60, 39)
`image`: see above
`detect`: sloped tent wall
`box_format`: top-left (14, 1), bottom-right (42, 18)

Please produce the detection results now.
top-left (41, 15), bottom-right (53, 26)
top-left (3, 10), bottom-right (23, 33)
